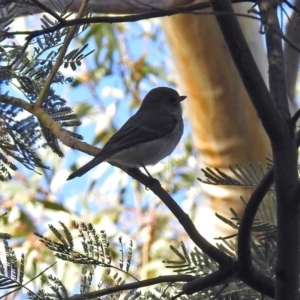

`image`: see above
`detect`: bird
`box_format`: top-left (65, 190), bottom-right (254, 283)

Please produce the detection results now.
top-left (67, 87), bottom-right (186, 180)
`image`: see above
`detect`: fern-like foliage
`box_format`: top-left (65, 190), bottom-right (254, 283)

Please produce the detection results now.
top-left (32, 221), bottom-right (137, 299)
top-left (199, 162), bottom-right (271, 187)
top-left (0, 239), bottom-right (25, 298)
top-left (164, 242), bottom-right (218, 276)
top-left (165, 160), bottom-right (278, 299)
top-left (0, 231), bottom-right (61, 299)
top-left (164, 240), bottom-right (274, 299)
top-left (216, 226), bottom-right (276, 278)
top-left (35, 221), bottom-right (133, 271)
top-left (199, 161), bottom-right (277, 253)
top-left (216, 193), bottom-right (277, 241)
top-left (1, 221), bottom-right (139, 299)
top-left (0, 216), bottom-right (277, 299)
top-left (180, 161), bottom-right (277, 298)
top-left (199, 162), bottom-right (277, 238)
top-left (0, 0), bottom-right (95, 180)
top-left (0, 101), bottom-right (48, 179)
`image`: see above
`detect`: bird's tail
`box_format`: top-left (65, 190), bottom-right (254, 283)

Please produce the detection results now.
top-left (67, 157), bottom-right (103, 180)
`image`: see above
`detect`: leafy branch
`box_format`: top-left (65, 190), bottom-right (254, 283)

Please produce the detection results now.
top-left (0, 0), bottom-right (96, 179)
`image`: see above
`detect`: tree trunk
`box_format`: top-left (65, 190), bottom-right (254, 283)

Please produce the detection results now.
top-left (162, 3), bottom-right (271, 242)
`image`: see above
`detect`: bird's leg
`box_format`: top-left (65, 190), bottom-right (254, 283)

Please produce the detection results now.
top-left (139, 160), bottom-right (153, 178)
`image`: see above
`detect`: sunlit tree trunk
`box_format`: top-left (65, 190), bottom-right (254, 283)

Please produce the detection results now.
top-left (162, 3), bottom-right (271, 242)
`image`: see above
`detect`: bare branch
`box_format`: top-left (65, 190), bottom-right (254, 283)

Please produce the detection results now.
top-left (68, 275), bottom-right (195, 299)
top-left (283, 0), bottom-right (300, 107)
top-left (35, 0), bottom-right (88, 107)
top-left (259, 0), bottom-right (290, 120)
top-left (208, 0), bottom-right (283, 143)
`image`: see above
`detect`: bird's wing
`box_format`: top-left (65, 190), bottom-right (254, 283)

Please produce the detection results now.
top-left (102, 111), bottom-right (178, 154)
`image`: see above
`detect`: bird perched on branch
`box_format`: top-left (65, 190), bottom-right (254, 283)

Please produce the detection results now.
top-left (67, 87), bottom-right (186, 180)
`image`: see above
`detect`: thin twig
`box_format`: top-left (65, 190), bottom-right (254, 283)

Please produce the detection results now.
top-left (35, 0), bottom-right (89, 107)
top-left (1, 95), bottom-right (99, 155)
top-left (284, 0), bottom-right (300, 15)
top-left (67, 275), bottom-right (195, 300)
top-left (1, 262), bottom-right (57, 299)
top-left (4, 3), bottom-right (260, 44)
top-left (30, 0), bottom-right (66, 23)
top-left (282, 0), bottom-right (300, 103)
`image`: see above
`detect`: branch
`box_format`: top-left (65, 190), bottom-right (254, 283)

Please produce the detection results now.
top-left (256, 2), bottom-right (299, 299)
top-left (6, 3), bottom-right (210, 39)
top-left (126, 169), bottom-right (234, 266)
top-left (29, 0), bottom-right (66, 23)
top-left (259, 0), bottom-right (290, 119)
top-left (237, 168), bottom-right (274, 292)
top-left (208, 0), bottom-right (284, 143)
top-left (181, 268), bottom-right (235, 295)
top-left (68, 275), bottom-right (195, 300)
top-left (124, 169), bottom-right (275, 297)
top-left (283, 0), bottom-right (300, 104)
top-left (208, 1), bottom-right (300, 298)
top-left (0, 262), bottom-right (57, 299)
top-left (1, 95), bottom-right (99, 156)
top-left (5, 1), bottom-right (255, 46)
top-left (35, 0), bottom-right (88, 107)
top-left (237, 112), bottom-right (300, 299)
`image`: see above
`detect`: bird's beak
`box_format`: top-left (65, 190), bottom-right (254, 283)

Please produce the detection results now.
top-left (179, 95), bottom-right (187, 102)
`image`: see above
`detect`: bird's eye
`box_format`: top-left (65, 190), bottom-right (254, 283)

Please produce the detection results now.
top-left (169, 97), bottom-right (177, 104)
